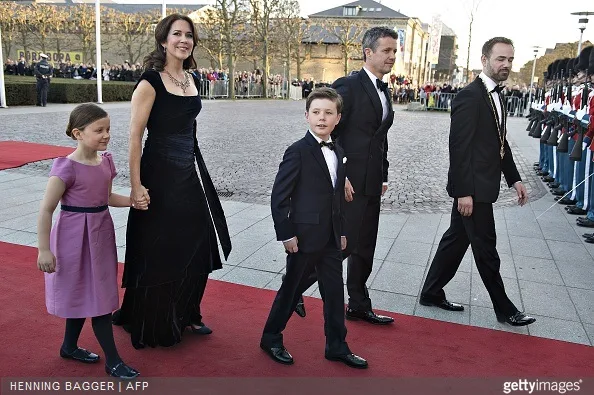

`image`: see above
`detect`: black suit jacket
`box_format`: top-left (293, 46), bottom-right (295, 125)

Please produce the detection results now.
top-left (446, 77), bottom-right (521, 203)
top-left (271, 132), bottom-right (346, 253)
top-left (331, 69), bottom-right (394, 196)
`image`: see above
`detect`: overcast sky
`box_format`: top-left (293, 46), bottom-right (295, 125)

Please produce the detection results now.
top-left (119, 0), bottom-right (594, 71)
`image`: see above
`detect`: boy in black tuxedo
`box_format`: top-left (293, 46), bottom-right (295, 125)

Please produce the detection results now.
top-left (260, 88), bottom-right (367, 369)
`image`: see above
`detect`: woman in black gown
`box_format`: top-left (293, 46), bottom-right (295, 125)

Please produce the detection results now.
top-left (113, 14), bottom-right (231, 349)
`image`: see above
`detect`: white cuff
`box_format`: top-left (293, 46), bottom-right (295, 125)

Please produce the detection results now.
top-left (282, 237), bottom-right (296, 243)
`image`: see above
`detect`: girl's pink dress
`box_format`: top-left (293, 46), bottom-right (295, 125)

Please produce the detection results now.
top-left (45, 152), bottom-right (119, 318)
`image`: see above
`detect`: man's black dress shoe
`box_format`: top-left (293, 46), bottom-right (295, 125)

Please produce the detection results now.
top-left (345, 308), bottom-right (394, 324)
top-left (576, 218), bottom-right (594, 227)
top-left (584, 236), bottom-right (594, 244)
top-left (548, 183), bottom-right (560, 189)
top-left (582, 233), bottom-right (594, 238)
top-left (558, 198), bottom-right (577, 205)
top-left (260, 343), bottom-right (294, 365)
top-left (325, 353), bottom-right (368, 369)
top-left (551, 189), bottom-right (567, 196)
top-left (295, 301), bottom-right (306, 318)
top-left (60, 347), bottom-right (100, 364)
top-left (542, 176), bottom-right (555, 183)
top-left (294, 295), bottom-right (306, 318)
top-left (566, 206), bottom-right (587, 215)
top-left (105, 361), bottom-right (140, 379)
top-left (496, 312), bottom-right (536, 326)
top-left (419, 297), bottom-right (464, 311)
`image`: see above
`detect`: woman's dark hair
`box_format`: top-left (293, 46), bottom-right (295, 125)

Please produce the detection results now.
top-left (66, 103), bottom-right (108, 140)
top-left (143, 13), bottom-right (198, 71)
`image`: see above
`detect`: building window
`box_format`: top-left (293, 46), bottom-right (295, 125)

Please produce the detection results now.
top-left (369, 8), bottom-right (375, 11)
top-left (343, 6), bottom-right (358, 16)
top-left (362, 8), bottom-right (367, 11)
top-left (376, 8), bottom-right (382, 11)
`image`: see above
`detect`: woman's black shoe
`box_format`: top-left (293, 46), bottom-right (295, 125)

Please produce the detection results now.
top-left (105, 362), bottom-right (140, 379)
top-left (189, 322), bottom-right (212, 335)
top-left (60, 347), bottom-right (100, 364)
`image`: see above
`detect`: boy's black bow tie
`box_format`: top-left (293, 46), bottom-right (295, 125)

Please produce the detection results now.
top-left (320, 141), bottom-right (335, 150)
top-left (376, 79), bottom-right (388, 92)
top-left (491, 85), bottom-right (504, 93)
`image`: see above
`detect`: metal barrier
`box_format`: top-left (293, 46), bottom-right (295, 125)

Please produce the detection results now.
top-left (198, 80), bottom-right (229, 99)
top-left (289, 85), bottom-right (301, 100)
top-left (267, 83), bottom-right (285, 99)
top-left (235, 81), bottom-right (264, 98)
top-left (505, 96), bottom-right (527, 117)
top-left (426, 92), bottom-right (456, 111)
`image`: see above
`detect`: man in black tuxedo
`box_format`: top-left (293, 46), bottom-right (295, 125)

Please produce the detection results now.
top-left (420, 37), bottom-right (536, 327)
top-left (330, 27), bottom-right (397, 325)
top-left (261, 88), bottom-right (367, 369)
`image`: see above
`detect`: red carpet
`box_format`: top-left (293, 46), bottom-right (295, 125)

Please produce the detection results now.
top-left (0, 241), bottom-right (592, 378)
top-left (0, 141), bottom-right (74, 170)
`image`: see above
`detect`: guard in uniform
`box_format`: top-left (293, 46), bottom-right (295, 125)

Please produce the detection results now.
top-left (34, 53), bottom-right (53, 107)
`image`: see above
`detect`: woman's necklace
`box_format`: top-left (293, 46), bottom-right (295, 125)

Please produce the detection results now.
top-left (164, 69), bottom-right (191, 94)
top-left (479, 77), bottom-right (507, 159)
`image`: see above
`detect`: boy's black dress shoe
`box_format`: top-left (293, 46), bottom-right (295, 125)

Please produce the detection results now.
top-left (60, 347), bottom-right (100, 364)
top-left (345, 308), bottom-right (394, 324)
top-left (496, 312), bottom-right (536, 326)
top-left (105, 362), bottom-right (140, 379)
top-left (419, 297), bottom-right (464, 311)
top-left (260, 343), bottom-right (294, 365)
top-left (326, 353), bottom-right (368, 369)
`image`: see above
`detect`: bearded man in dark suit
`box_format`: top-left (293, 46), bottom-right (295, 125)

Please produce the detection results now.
top-left (420, 37), bottom-right (536, 327)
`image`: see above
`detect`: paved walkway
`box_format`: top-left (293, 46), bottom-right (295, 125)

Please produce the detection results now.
top-left (0, 103), bottom-right (592, 346)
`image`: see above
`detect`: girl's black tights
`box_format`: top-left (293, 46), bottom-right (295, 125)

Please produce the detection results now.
top-left (62, 313), bottom-right (122, 366)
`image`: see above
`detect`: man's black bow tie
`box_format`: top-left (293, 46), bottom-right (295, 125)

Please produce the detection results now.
top-left (376, 79), bottom-right (389, 92)
top-left (320, 141), bottom-right (335, 150)
top-left (491, 85), bottom-right (504, 94)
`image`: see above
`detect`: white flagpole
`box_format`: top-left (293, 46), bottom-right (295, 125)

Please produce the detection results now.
top-left (162, 0), bottom-right (166, 19)
top-left (95, 0), bottom-right (103, 103)
top-left (0, 25), bottom-right (7, 108)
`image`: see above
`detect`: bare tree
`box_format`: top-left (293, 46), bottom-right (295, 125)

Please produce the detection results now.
top-left (275, 0), bottom-right (302, 85)
top-left (195, 8), bottom-right (225, 69)
top-left (69, 4), bottom-right (96, 63)
top-left (105, 9), bottom-right (157, 65)
top-left (14, 4), bottom-right (32, 61)
top-left (249, 0), bottom-right (280, 98)
top-left (462, 0), bottom-right (482, 83)
top-left (0, 2), bottom-right (20, 59)
top-left (28, 3), bottom-right (60, 53)
top-left (318, 18), bottom-right (369, 76)
top-left (52, 6), bottom-right (71, 64)
top-left (215, 0), bottom-right (250, 99)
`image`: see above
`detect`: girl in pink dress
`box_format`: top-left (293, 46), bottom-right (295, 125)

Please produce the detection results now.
top-left (37, 103), bottom-right (139, 379)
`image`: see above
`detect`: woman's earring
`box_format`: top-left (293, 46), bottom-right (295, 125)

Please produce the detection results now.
top-left (163, 46), bottom-right (167, 53)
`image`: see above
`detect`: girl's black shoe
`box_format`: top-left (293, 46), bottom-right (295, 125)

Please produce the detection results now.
top-left (60, 347), bottom-right (100, 364)
top-left (105, 362), bottom-right (140, 379)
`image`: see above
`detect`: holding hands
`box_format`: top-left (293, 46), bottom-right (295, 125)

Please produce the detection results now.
top-left (131, 185), bottom-right (150, 210)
